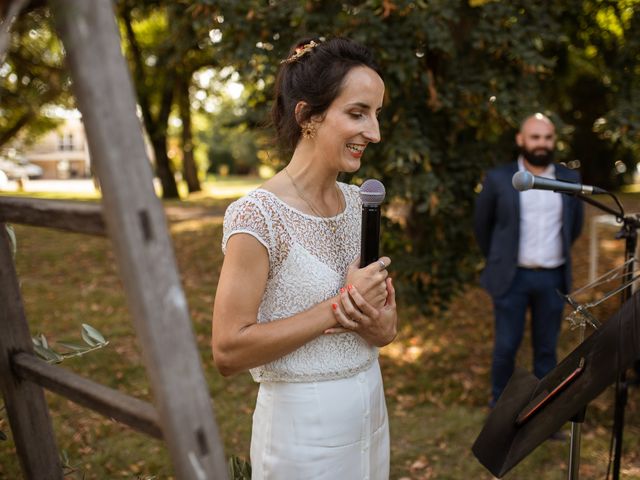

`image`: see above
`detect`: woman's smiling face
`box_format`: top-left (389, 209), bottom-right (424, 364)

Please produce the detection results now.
top-left (312, 66), bottom-right (385, 172)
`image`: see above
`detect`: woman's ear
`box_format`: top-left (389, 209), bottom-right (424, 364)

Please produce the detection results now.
top-left (294, 101), bottom-right (309, 126)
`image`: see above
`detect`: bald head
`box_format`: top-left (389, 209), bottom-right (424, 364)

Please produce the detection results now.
top-left (519, 113), bottom-right (554, 134)
top-left (517, 113), bottom-right (556, 170)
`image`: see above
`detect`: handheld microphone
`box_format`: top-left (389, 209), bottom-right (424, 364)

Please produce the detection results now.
top-left (359, 179), bottom-right (386, 268)
top-left (512, 170), bottom-right (606, 195)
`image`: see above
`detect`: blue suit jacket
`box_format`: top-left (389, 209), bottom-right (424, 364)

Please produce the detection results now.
top-left (473, 162), bottom-right (584, 298)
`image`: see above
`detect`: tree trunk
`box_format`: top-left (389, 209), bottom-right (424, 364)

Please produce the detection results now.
top-left (119, 5), bottom-right (179, 199)
top-left (151, 135), bottom-right (179, 199)
top-left (152, 78), bottom-right (180, 199)
top-left (0, 111), bottom-right (34, 148)
top-left (177, 74), bottom-right (200, 193)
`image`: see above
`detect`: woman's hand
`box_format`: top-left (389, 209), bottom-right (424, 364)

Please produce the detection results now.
top-left (326, 278), bottom-right (397, 347)
top-left (344, 256), bottom-right (390, 310)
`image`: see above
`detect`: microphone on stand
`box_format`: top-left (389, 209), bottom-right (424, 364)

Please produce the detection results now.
top-left (359, 179), bottom-right (386, 268)
top-left (512, 170), bottom-right (606, 195)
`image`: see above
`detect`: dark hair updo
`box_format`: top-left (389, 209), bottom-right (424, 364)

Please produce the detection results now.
top-left (271, 36), bottom-right (383, 154)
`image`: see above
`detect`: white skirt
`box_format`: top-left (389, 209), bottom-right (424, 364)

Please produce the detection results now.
top-left (250, 361), bottom-right (390, 480)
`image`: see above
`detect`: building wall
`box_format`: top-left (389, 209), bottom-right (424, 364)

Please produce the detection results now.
top-left (24, 115), bottom-right (92, 179)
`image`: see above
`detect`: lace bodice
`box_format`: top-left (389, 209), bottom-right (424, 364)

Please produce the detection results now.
top-left (222, 182), bottom-right (378, 382)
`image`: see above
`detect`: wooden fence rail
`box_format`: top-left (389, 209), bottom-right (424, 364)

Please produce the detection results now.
top-left (0, 197), bottom-right (105, 235)
top-left (13, 352), bottom-right (163, 439)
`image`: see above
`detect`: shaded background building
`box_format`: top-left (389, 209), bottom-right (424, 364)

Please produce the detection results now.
top-left (23, 114), bottom-right (91, 179)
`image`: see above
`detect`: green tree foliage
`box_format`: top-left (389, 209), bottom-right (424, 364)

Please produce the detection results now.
top-left (192, 69), bottom-right (263, 176)
top-left (0, 7), bottom-right (70, 149)
top-left (542, 0), bottom-right (640, 188)
top-left (191, 0), bottom-right (640, 311)
top-left (117, 1), bottom-right (186, 199)
top-left (116, 1), bottom-right (241, 198)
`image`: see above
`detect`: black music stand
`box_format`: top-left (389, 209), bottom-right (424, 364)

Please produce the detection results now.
top-left (472, 288), bottom-right (640, 478)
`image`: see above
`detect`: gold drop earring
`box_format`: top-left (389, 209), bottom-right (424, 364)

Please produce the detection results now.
top-left (301, 121), bottom-right (317, 140)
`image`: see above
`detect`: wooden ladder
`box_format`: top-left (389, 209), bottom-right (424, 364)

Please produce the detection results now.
top-left (0, 1), bottom-right (228, 478)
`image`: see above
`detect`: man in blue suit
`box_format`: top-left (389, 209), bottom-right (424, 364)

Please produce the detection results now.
top-left (474, 113), bottom-right (584, 407)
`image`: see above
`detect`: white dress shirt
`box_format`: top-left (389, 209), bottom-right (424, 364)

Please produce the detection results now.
top-left (517, 157), bottom-right (564, 268)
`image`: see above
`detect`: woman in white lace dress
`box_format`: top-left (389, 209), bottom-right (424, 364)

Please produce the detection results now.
top-left (212, 37), bottom-right (397, 480)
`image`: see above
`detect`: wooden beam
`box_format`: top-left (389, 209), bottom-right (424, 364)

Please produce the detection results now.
top-left (0, 224), bottom-right (63, 480)
top-left (0, 197), bottom-right (105, 235)
top-left (12, 352), bottom-right (163, 439)
top-left (50, 2), bottom-right (228, 478)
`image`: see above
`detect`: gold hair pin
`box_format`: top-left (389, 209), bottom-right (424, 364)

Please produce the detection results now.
top-left (280, 40), bottom-right (319, 64)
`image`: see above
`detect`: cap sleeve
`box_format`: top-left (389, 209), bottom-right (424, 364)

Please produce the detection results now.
top-left (222, 195), bottom-right (273, 257)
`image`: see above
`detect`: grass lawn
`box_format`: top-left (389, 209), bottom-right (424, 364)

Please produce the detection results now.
top-left (1, 182), bottom-right (639, 479)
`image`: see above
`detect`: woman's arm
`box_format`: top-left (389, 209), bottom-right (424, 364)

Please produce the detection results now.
top-left (212, 233), bottom-right (339, 376)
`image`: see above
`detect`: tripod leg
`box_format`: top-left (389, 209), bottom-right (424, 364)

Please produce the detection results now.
top-left (569, 423), bottom-right (582, 480)
top-left (568, 406), bottom-right (586, 480)
top-left (611, 371), bottom-right (628, 480)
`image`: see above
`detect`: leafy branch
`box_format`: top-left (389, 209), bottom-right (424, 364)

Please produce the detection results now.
top-left (228, 456), bottom-right (251, 480)
top-left (32, 323), bottom-right (109, 364)
top-left (0, 325), bottom-right (109, 443)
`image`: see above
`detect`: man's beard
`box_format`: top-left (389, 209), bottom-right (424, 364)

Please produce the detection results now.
top-left (521, 146), bottom-right (554, 167)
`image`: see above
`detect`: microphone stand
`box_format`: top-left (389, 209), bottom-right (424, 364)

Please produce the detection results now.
top-left (567, 190), bottom-right (639, 480)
